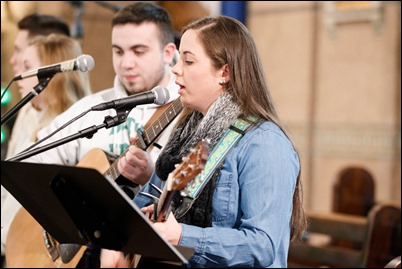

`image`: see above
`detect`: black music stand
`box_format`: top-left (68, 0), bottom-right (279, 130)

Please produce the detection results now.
top-left (1, 161), bottom-right (194, 267)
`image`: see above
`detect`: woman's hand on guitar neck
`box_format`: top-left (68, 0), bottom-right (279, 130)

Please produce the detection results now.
top-left (141, 205), bottom-right (182, 245)
top-left (118, 138), bottom-right (155, 186)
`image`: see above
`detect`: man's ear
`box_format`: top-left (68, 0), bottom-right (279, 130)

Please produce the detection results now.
top-left (164, 42), bottom-right (177, 65)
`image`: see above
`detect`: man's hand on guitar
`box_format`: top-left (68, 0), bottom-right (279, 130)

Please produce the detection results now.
top-left (118, 140), bottom-right (155, 186)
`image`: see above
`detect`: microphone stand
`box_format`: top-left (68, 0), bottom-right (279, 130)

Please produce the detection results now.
top-left (1, 76), bottom-right (53, 126)
top-left (7, 111), bottom-right (128, 162)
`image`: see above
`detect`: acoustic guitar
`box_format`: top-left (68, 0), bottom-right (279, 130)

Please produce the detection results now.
top-left (131, 139), bottom-right (210, 268)
top-left (6, 98), bottom-right (184, 268)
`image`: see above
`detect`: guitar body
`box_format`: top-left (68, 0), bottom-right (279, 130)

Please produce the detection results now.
top-left (6, 208), bottom-right (86, 268)
top-left (5, 148), bottom-right (110, 268)
top-left (76, 148), bottom-right (111, 173)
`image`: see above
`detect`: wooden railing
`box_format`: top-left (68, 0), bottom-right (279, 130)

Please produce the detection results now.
top-left (288, 204), bottom-right (401, 268)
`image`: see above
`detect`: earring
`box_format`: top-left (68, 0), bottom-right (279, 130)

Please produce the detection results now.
top-left (219, 79), bottom-right (226, 85)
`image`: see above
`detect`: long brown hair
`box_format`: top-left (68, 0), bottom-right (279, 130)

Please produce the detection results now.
top-left (182, 16), bottom-right (307, 242)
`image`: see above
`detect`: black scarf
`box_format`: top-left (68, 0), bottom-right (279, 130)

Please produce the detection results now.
top-left (155, 92), bottom-right (242, 227)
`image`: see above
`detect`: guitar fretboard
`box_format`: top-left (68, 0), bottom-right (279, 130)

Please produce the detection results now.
top-left (104, 98), bottom-right (183, 181)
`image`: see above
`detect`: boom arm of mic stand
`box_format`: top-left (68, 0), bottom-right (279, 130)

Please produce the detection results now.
top-left (1, 76), bottom-right (53, 126)
top-left (7, 112), bottom-right (128, 162)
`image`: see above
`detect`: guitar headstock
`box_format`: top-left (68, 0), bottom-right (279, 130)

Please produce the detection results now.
top-left (169, 139), bottom-right (209, 191)
top-left (155, 139), bottom-right (209, 223)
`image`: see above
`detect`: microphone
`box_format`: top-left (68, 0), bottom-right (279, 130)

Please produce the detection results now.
top-left (91, 86), bottom-right (170, 111)
top-left (13, 54), bottom-right (95, 81)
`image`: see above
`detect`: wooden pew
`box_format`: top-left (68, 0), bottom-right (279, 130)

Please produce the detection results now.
top-left (331, 166), bottom-right (375, 249)
top-left (332, 166), bottom-right (375, 217)
top-left (288, 204), bottom-right (401, 268)
top-left (365, 204), bottom-right (401, 267)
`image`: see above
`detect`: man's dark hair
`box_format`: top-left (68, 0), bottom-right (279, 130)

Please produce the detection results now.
top-left (18, 13), bottom-right (70, 38)
top-left (112, 2), bottom-right (175, 46)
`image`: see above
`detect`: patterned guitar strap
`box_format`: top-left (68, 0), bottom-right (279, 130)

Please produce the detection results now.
top-left (174, 116), bottom-right (258, 219)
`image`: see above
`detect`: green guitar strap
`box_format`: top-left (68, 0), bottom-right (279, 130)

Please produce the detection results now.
top-left (174, 116), bottom-right (259, 219)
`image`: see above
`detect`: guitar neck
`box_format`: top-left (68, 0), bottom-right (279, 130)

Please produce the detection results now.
top-left (103, 98), bottom-right (183, 181)
top-left (156, 183), bottom-right (176, 222)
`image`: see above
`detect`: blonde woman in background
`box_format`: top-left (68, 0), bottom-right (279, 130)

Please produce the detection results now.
top-left (5, 13), bottom-right (72, 159)
top-left (12, 33), bottom-right (91, 154)
top-left (1, 33), bottom-right (91, 261)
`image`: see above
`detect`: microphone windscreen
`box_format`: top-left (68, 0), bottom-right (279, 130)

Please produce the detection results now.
top-left (76, 54), bottom-right (95, 72)
top-left (153, 86), bottom-right (170, 105)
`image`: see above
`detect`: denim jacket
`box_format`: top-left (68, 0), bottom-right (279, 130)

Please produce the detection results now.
top-left (134, 121), bottom-right (300, 268)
